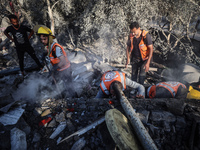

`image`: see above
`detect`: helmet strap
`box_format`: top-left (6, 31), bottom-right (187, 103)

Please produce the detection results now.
top-left (47, 36), bottom-right (54, 56)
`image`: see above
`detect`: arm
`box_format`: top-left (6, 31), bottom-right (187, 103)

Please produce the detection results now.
top-left (144, 44), bottom-right (153, 72)
top-left (50, 55), bottom-right (66, 74)
top-left (126, 77), bottom-right (145, 98)
top-left (28, 29), bottom-right (34, 40)
top-left (4, 31), bottom-right (14, 42)
top-left (57, 55), bottom-right (67, 68)
top-left (125, 46), bottom-right (130, 68)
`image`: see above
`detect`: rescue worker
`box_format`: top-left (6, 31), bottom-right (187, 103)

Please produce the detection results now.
top-left (96, 70), bottom-right (145, 99)
top-left (36, 26), bottom-right (76, 98)
top-left (125, 22), bottom-right (153, 85)
top-left (146, 81), bottom-right (188, 99)
top-left (4, 14), bottom-right (43, 77)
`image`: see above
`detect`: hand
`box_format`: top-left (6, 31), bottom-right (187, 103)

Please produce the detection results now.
top-left (144, 62), bottom-right (150, 72)
top-left (136, 94), bottom-right (144, 99)
top-left (125, 64), bottom-right (128, 68)
top-left (125, 62), bottom-right (129, 68)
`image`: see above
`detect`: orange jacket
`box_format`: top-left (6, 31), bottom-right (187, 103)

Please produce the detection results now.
top-left (147, 82), bottom-right (186, 98)
top-left (100, 71), bottom-right (126, 95)
top-left (49, 43), bottom-right (70, 71)
top-left (130, 30), bottom-right (149, 61)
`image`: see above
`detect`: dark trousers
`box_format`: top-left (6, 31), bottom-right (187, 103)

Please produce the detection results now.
top-left (131, 58), bottom-right (147, 85)
top-left (54, 67), bottom-right (76, 98)
top-left (16, 46), bottom-right (43, 72)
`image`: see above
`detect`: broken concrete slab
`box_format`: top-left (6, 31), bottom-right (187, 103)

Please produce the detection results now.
top-left (50, 122), bottom-right (67, 139)
top-left (85, 53), bottom-right (103, 63)
top-left (10, 127), bottom-right (27, 150)
top-left (0, 100), bottom-right (19, 113)
top-left (74, 71), bottom-right (94, 83)
top-left (70, 137), bottom-right (86, 150)
top-left (150, 111), bottom-right (176, 123)
top-left (72, 62), bottom-right (94, 77)
top-left (0, 107), bottom-right (24, 126)
top-left (93, 61), bottom-right (116, 74)
top-left (68, 51), bottom-right (87, 64)
top-left (32, 132), bottom-right (41, 143)
top-left (161, 63), bottom-right (200, 83)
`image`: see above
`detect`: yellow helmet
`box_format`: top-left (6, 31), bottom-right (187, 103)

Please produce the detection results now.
top-left (34, 25), bottom-right (55, 39)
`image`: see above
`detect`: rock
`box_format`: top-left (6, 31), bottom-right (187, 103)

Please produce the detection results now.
top-left (66, 112), bottom-right (73, 119)
top-left (66, 119), bottom-right (75, 132)
top-left (151, 111), bottom-right (176, 123)
top-left (70, 137), bottom-right (86, 150)
top-left (32, 132), bottom-right (41, 143)
top-left (161, 63), bottom-right (200, 84)
top-left (49, 122), bottom-right (67, 139)
top-left (16, 117), bottom-right (31, 135)
top-left (72, 62), bottom-right (93, 77)
top-left (136, 110), bottom-right (150, 124)
top-left (47, 118), bottom-right (57, 127)
top-left (0, 107), bottom-right (24, 126)
top-left (93, 61), bottom-right (115, 73)
top-left (10, 127), bottom-right (27, 150)
top-left (68, 51), bottom-right (87, 64)
top-left (55, 112), bottom-right (66, 123)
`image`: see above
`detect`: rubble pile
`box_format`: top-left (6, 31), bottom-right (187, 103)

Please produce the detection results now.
top-left (0, 50), bottom-right (200, 150)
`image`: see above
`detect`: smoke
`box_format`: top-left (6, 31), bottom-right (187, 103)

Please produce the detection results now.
top-left (96, 24), bottom-right (124, 64)
top-left (12, 73), bottom-right (58, 102)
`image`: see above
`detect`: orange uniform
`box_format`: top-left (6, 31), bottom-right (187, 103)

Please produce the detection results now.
top-left (130, 30), bottom-right (149, 61)
top-left (100, 71), bottom-right (126, 95)
top-left (147, 82), bottom-right (186, 98)
top-left (49, 43), bottom-right (70, 71)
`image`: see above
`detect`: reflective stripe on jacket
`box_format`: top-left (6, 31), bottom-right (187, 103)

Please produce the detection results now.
top-left (130, 30), bottom-right (149, 61)
top-left (147, 82), bottom-right (186, 98)
top-left (100, 71), bottom-right (126, 95)
top-left (49, 43), bottom-right (70, 71)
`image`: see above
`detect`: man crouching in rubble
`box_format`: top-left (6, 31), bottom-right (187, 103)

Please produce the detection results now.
top-left (146, 81), bottom-right (188, 99)
top-left (36, 26), bottom-right (76, 98)
top-left (96, 70), bottom-right (145, 99)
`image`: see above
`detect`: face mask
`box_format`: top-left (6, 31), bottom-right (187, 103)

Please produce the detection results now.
top-left (13, 24), bottom-right (19, 28)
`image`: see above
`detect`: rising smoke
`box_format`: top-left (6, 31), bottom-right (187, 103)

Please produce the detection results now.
top-left (12, 73), bottom-right (59, 102)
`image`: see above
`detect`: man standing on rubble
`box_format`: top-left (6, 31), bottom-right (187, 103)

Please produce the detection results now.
top-left (125, 22), bottom-right (153, 85)
top-left (4, 14), bottom-right (43, 77)
top-left (96, 70), bottom-right (145, 99)
top-left (146, 81), bottom-right (188, 99)
top-left (36, 26), bottom-right (76, 98)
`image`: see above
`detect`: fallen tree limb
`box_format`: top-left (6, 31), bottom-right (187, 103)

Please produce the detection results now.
top-left (119, 93), bottom-right (158, 150)
top-left (110, 64), bottom-right (158, 71)
top-left (58, 116), bottom-right (105, 145)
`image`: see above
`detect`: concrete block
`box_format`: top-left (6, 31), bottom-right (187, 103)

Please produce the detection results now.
top-left (93, 61), bottom-right (115, 74)
top-left (72, 63), bottom-right (93, 77)
top-left (11, 128), bottom-right (27, 150)
top-left (68, 51), bottom-right (87, 64)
